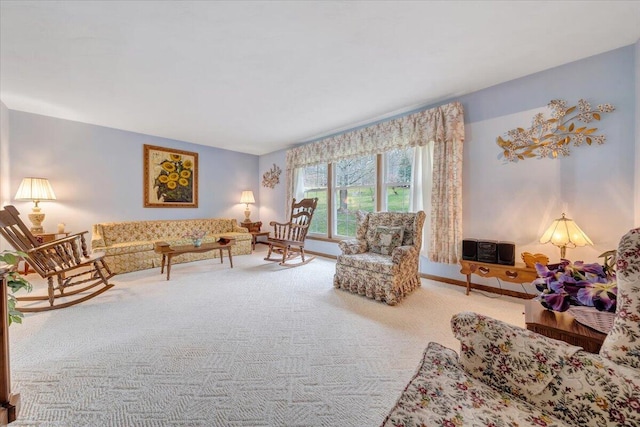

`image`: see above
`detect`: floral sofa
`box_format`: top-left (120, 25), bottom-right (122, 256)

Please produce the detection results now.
top-left (334, 210), bottom-right (425, 305)
top-left (382, 227), bottom-right (640, 427)
top-left (91, 218), bottom-right (252, 274)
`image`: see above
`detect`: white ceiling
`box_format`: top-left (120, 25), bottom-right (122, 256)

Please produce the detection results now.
top-left (1, 1), bottom-right (639, 156)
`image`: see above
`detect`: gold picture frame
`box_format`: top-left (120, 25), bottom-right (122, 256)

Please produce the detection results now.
top-left (143, 144), bottom-right (198, 208)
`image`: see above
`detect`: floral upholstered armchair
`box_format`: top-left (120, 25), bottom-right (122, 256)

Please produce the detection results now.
top-left (382, 227), bottom-right (640, 427)
top-left (334, 210), bottom-right (425, 305)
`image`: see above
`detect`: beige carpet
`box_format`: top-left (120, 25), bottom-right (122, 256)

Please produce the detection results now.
top-left (9, 247), bottom-right (526, 426)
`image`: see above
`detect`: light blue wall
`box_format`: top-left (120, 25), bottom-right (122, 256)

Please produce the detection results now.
top-left (5, 111), bottom-right (259, 243)
top-left (0, 101), bottom-right (10, 251)
top-left (258, 149), bottom-right (287, 225)
top-left (260, 44), bottom-right (638, 293)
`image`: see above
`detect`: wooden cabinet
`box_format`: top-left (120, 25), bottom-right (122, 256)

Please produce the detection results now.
top-left (459, 259), bottom-right (538, 295)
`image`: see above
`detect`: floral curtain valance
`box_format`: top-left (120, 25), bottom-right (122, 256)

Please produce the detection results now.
top-left (284, 100), bottom-right (465, 265)
top-left (286, 101), bottom-right (464, 169)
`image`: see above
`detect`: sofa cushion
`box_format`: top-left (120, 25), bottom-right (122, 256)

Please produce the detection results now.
top-left (453, 312), bottom-right (640, 427)
top-left (600, 227), bottom-right (640, 369)
top-left (102, 241), bottom-right (156, 255)
top-left (364, 212), bottom-right (418, 248)
top-left (336, 252), bottom-right (396, 275)
top-left (452, 312), bottom-right (581, 396)
top-left (370, 226), bottom-right (404, 255)
top-left (381, 342), bottom-right (567, 427)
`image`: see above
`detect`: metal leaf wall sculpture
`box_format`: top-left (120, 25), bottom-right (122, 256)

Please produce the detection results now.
top-left (497, 99), bottom-right (615, 162)
top-left (262, 163), bottom-right (281, 189)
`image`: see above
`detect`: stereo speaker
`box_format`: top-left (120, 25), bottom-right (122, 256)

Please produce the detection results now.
top-left (462, 239), bottom-right (478, 260)
top-left (477, 240), bottom-right (498, 264)
top-left (497, 241), bottom-right (516, 266)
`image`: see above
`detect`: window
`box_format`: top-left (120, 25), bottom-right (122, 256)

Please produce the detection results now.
top-left (300, 149), bottom-right (413, 239)
top-left (382, 147), bottom-right (412, 212)
top-left (301, 164), bottom-right (328, 235)
top-left (334, 155), bottom-right (376, 237)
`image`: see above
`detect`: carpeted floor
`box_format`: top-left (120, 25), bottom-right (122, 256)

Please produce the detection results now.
top-left (9, 248), bottom-right (526, 426)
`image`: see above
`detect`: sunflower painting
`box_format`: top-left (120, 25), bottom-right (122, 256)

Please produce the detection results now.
top-left (144, 144), bottom-right (198, 207)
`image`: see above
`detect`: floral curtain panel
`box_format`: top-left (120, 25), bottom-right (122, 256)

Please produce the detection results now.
top-left (285, 101), bottom-right (465, 264)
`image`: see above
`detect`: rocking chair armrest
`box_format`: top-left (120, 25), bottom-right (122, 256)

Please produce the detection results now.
top-left (31, 232), bottom-right (87, 249)
top-left (269, 220), bottom-right (290, 228)
top-left (28, 231), bottom-right (92, 258)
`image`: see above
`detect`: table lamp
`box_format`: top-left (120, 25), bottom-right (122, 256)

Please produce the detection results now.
top-left (240, 190), bottom-right (255, 222)
top-left (14, 177), bottom-right (57, 233)
top-left (539, 213), bottom-right (593, 259)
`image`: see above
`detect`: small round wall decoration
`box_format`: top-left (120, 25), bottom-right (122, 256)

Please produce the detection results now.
top-left (262, 163), bottom-right (281, 189)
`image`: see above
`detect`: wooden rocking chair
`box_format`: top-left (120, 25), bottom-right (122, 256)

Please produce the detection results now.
top-left (264, 197), bottom-right (318, 267)
top-left (0, 205), bottom-right (114, 312)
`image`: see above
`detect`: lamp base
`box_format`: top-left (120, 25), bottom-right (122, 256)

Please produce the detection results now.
top-left (27, 211), bottom-right (45, 234)
top-left (244, 208), bottom-right (252, 223)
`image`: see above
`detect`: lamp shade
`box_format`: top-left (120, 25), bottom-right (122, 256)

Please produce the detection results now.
top-left (15, 177), bottom-right (57, 202)
top-left (240, 190), bottom-right (255, 204)
top-left (539, 213), bottom-right (592, 257)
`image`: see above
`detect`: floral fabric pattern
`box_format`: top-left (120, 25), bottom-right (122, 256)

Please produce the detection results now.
top-left (284, 102), bottom-right (464, 265)
top-left (334, 211), bottom-right (425, 305)
top-left (92, 219), bottom-right (251, 274)
top-left (451, 312), bottom-right (640, 427)
top-left (600, 227), bottom-right (640, 369)
top-left (381, 342), bottom-right (568, 427)
top-left (452, 312), bottom-right (581, 395)
top-left (370, 226), bottom-right (404, 255)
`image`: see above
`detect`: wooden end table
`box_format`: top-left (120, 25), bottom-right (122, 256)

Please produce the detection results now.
top-left (249, 231), bottom-right (270, 251)
top-left (459, 260), bottom-right (538, 295)
top-left (154, 238), bottom-right (236, 281)
top-left (524, 300), bottom-right (607, 353)
top-left (241, 221), bottom-right (269, 251)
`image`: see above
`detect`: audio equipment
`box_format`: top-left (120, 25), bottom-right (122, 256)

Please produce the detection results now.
top-left (497, 241), bottom-right (516, 266)
top-left (477, 240), bottom-right (498, 264)
top-left (462, 239), bottom-right (478, 260)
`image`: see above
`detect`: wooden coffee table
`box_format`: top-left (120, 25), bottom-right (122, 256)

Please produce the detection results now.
top-left (154, 238), bottom-right (236, 281)
top-left (524, 300), bottom-right (607, 353)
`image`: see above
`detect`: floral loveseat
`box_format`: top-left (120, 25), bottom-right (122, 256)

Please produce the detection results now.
top-left (334, 210), bottom-right (425, 305)
top-left (382, 227), bottom-right (640, 427)
top-left (91, 218), bottom-right (252, 274)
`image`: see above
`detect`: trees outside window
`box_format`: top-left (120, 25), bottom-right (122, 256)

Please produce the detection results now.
top-left (334, 156), bottom-right (376, 237)
top-left (299, 149), bottom-right (413, 238)
top-left (302, 164), bottom-right (328, 235)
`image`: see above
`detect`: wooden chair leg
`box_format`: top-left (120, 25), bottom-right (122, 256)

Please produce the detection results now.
top-left (47, 277), bottom-right (55, 307)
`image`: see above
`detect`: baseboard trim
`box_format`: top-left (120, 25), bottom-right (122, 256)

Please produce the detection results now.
top-left (420, 273), bottom-right (535, 300)
top-left (305, 250), bottom-right (337, 260)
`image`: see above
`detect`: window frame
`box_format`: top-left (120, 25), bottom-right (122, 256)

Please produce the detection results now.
top-left (304, 150), bottom-right (413, 241)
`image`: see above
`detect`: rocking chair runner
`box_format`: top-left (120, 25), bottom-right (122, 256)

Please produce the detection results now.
top-left (0, 205), bottom-right (114, 312)
top-left (264, 197), bottom-right (318, 267)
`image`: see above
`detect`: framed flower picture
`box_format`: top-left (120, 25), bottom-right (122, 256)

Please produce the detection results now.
top-left (143, 144), bottom-right (198, 208)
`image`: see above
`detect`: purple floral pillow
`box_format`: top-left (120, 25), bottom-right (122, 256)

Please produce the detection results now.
top-left (600, 228), bottom-right (640, 369)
